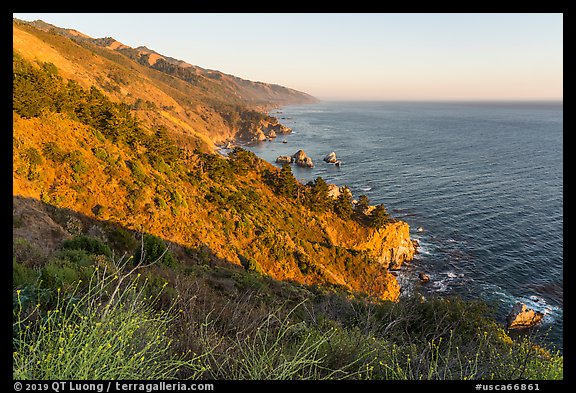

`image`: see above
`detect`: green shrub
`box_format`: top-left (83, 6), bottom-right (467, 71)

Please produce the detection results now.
top-left (154, 196), bottom-right (168, 209)
top-left (170, 190), bottom-right (187, 207)
top-left (152, 156), bottom-right (171, 174)
top-left (61, 235), bottom-right (112, 258)
top-left (13, 259), bottom-right (39, 289)
top-left (65, 150), bottom-right (88, 174)
top-left (42, 62), bottom-right (58, 76)
top-left (134, 234), bottom-right (177, 268)
top-left (127, 159), bottom-right (147, 182)
top-left (42, 142), bottom-right (66, 163)
top-left (53, 249), bottom-right (93, 266)
top-left (39, 259), bottom-right (89, 291)
top-left (106, 226), bottom-right (138, 252)
top-left (22, 147), bottom-right (43, 166)
top-left (92, 147), bottom-right (108, 160)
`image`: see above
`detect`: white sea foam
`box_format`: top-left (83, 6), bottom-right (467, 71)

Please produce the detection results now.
top-left (431, 280), bottom-right (449, 293)
top-left (480, 284), bottom-right (562, 324)
top-left (412, 236), bottom-right (433, 256)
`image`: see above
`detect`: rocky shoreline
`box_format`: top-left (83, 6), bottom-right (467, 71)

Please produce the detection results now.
top-left (199, 108), bottom-right (550, 332)
top-left (217, 110), bottom-right (424, 297)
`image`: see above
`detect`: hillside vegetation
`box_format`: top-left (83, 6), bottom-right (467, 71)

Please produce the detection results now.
top-left (13, 19), bottom-right (315, 151)
top-left (12, 19), bottom-right (562, 380)
top-left (13, 50), bottom-right (405, 299)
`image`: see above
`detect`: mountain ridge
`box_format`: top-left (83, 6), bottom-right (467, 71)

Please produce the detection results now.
top-left (13, 18), bottom-right (316, 151)
top-left (15, 18), bottom-right (316, 106)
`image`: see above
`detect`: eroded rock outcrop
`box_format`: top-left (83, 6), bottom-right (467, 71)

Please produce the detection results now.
top-left (354, 221), bottom-right (416, 270)
top-left (245, 118), bottom-right (291, 142)
top-left (323, 151), bottom-right (338, 163)
top-left (276, 155), bottom-right (293, 164)
top-left (327, 184), bottom-right (352, 200)
top-left (292, 150), bottom-right (314, 168)
top-left (254, 131), bottom-right (267, 142)
top-left (507, 302), bottom-right (544, 329)
top-left (262, 119), bottom-right (292, 135)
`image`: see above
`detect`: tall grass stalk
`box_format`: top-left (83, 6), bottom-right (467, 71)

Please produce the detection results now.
top-left (13, 266), bottom-right (203, 379)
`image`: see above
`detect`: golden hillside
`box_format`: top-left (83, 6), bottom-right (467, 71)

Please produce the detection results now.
top-left (13, 19), bottom-right (315, 151)
top-left (13, 47), bottom-right (414, 300)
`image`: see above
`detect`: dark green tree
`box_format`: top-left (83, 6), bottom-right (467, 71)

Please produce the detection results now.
top-left (333, 190), bottom-right (353, 219)
top-left (305, 177), bottom-right (330, 212)
top-left (229, 147), bottom-right (261, 175)
top-left (276, 164), bottom-right (298, 198)
top-left (369, 204), bottom-right (390, 228)
top-left (355, 195), bottom-right (370, 216)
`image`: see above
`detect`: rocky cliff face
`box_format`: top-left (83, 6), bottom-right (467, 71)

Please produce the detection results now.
top-left (13, 19), bottom-right (414, 305)
top-left (354, 221), bottom-right (416, 270)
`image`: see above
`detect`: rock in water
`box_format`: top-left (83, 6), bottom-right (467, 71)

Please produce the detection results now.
top-left (412, 239), bottom-right (421, 254)
top-left (276, 155), bottom-right (293, 164)
top-left (298, 157), bottom-right (314, 168)
top-left (323, 151), bottom-right (338, 163)
top-left (292, 150), bottom-right (314, 168)
top-left (292, 150), bottom-right (307, 161)
top-left (506, 302), bottom-right (544, 329)
top-left (418, 272), bottom-right (430, 283)
top-left (255, 131), bottom-right (267, 142)
top-left (267, 130), bottom-right (277, 139)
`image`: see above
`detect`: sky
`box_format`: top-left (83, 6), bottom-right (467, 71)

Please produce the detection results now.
top-left (13, 13), bottom-right (563, 101)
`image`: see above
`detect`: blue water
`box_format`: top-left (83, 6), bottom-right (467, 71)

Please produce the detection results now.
top-left (245, 101), bottom-right (563, 351)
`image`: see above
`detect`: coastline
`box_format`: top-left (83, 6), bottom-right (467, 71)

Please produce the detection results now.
top-left (230, 100), bottom-right (563, 352)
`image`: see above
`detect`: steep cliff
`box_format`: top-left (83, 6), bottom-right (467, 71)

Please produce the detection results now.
top-left (355, 221), bottom-right (416, 270)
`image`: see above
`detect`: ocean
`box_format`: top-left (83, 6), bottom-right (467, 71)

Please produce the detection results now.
top-left (244, 101), bottom-right (563, 351)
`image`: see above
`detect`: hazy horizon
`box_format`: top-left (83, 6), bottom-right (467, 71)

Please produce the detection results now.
top-left (13, 13), bottom-right (563, 101)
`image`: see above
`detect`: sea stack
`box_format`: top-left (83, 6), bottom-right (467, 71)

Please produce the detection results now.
top-left (276, 155), bottom-right (293, 164)
top-left (292, 150), bottom-right (314, 168)
top-left (506, 302), bottom-right (544, 329)
top-left (323, 151), bottom-right (338, 163)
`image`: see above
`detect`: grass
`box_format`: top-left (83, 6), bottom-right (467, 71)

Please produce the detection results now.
top-left (196, 301), bottom-right (343, 380)
top-left (13, 266), bottom-right (204, 379)
top-left (11, 231), bottom-right (564, 381)
top-left (12, 251), bottom-right (564, 380)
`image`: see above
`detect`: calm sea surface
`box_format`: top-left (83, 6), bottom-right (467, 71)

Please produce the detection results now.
top-left (244, 101), bottom-right (563, 351)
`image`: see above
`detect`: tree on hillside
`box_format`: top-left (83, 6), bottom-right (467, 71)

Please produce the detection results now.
top-left (276, 164), bottom-right (298, 198)
top-left (369, 204), bottom-right (390, 228)
top-left (305, 177), bottom-right (331, 212)
top-left (228, 147), bottom-right (261, 175)
top-left (333, 190), bottom-right (353, 219)
top-left (355, 195), bottom-right (370, 216)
